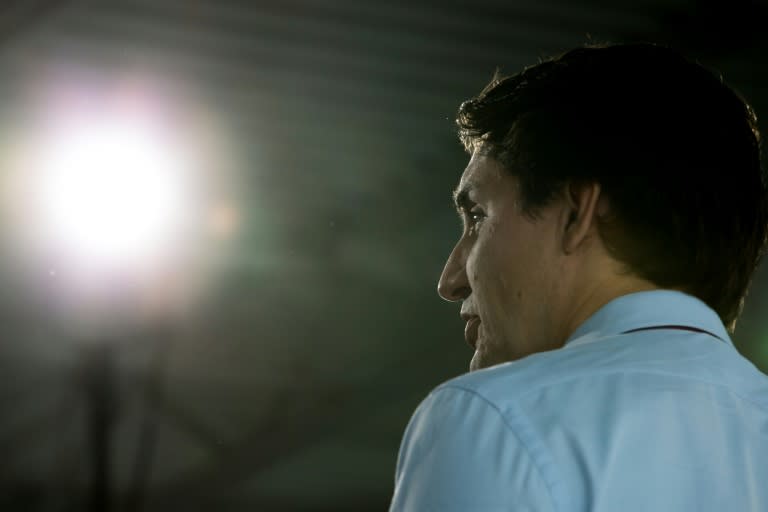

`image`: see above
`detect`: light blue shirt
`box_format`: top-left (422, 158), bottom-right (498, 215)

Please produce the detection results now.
top-left (390, 290), bottom-right (768, 511)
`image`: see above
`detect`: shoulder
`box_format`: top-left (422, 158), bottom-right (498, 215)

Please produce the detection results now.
top-left (391, 347), bottom-right (593, 510)
top-left (394, 331), bottom-right (768, 511)
top-left (435, 327), bottom-right (762, 404)
top-left (392, 369), bottom-right (560, 511)
top-left (435, 340), bottom-right (608, 404)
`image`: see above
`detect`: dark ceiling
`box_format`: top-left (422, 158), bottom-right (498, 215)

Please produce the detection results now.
top-left (0, 1), bottom-right (767, 510)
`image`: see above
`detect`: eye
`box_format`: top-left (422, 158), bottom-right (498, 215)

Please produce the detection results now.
top-left (467, 207), bottom-right (486, 232)
top-left (469, 209), bottom-right (485, 223)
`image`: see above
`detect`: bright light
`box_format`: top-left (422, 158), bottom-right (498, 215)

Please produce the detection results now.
top-left (0, 77), bottom-right (239, 321)
top-left (35, 117), bottom-right (188, 267)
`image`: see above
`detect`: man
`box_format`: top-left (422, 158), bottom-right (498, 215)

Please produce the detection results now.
top-left (389, 43), bottom-right (768, 511)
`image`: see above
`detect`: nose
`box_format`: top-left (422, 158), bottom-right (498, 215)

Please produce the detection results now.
top-left (437, 242), bottom-right (471, 302)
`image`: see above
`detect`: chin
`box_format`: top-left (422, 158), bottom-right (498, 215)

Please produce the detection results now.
top-left (470, 346), bottom-right (520, 371)
top-left (468, 350), bottom-right (482, 372)
top-left (469, 350), bottom-right (496, 372)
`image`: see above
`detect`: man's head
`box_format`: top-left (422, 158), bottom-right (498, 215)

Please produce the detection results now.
top-left (438, 43), bottom-right (768, 371)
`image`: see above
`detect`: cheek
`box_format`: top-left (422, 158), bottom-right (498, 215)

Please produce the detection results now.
top-left (476, 233), bottom-right (535, 323)
top-left (468, 237), bottom-right (517, 311)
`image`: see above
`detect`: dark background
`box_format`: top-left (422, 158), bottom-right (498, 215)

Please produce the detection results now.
top-left (0, 1), bottom-right (767, 510)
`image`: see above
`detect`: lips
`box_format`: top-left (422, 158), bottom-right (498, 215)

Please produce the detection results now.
top-left (464, 316), bottom-right (481, 349)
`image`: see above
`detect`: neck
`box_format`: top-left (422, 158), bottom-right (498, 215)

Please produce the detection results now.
top-left (559, 272), bottom-right (662, 346)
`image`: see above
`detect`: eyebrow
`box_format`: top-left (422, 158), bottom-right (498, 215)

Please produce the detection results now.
top-left (453, 183), bottom-right (476, 215)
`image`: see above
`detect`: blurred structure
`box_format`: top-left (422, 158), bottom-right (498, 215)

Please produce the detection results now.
top-left (0, 1), bottom-right (766, 510)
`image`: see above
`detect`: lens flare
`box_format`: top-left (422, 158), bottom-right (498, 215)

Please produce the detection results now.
top-left (35, 118), bottom-right (188, 266)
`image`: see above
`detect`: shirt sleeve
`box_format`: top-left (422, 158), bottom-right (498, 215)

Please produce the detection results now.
top-left (389, 386), bottom-right (556, 512)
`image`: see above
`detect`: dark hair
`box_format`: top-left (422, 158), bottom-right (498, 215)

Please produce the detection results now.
top-left (457, 42), bottom-right (767, 332)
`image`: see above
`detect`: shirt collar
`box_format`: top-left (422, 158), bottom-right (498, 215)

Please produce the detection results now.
top-left (564, 290), bottom-right (733, 348)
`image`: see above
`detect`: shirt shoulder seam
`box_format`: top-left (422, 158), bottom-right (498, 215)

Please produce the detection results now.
top-left (434, 384), bottom-right (562, 512)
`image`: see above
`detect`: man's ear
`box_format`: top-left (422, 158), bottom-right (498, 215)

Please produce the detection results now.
top-left (561, 181), bottom-right (604, 254)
